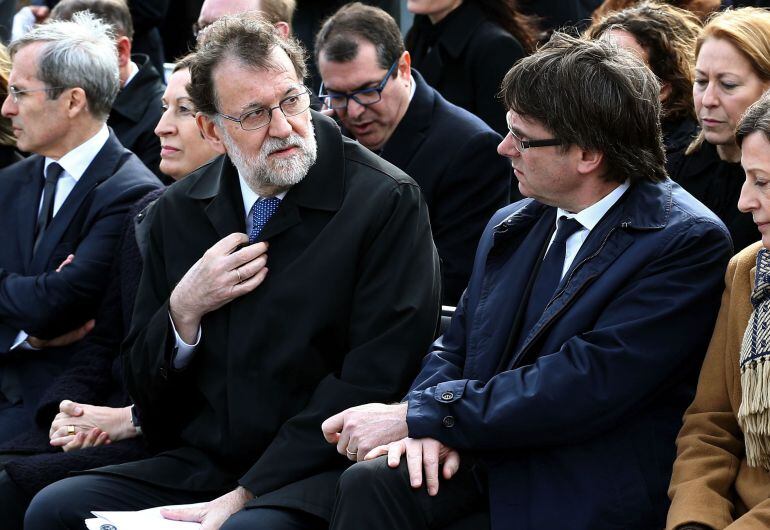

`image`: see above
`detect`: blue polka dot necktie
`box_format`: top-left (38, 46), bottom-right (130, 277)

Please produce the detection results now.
top-left (249, 197), bottom-right (281, 244)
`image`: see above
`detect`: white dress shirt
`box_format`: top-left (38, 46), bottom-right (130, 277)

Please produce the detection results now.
top-left (12, 125), bottom-right (110, 350)
top-left (170, 172), bottom-right (286, 369)
top-left (549, 180), bottom-right (630, 279)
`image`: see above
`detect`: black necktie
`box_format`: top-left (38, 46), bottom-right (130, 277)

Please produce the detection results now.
top-left (519, 216), bottom-right (584, 343)
top-left (33, 162), bottom-right (64, 255)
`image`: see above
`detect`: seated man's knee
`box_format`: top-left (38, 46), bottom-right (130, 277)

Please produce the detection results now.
top-left (337, 456), bottom-right (407, 499)
top-left (25, 477), bottom-right (84, 529)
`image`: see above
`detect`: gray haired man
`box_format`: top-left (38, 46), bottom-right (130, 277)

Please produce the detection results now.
top-left (0, 13), bottom-right (159, 444)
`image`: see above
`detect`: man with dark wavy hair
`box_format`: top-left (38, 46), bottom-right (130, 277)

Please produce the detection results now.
top-left (323, 33), bottom-right (734, 530)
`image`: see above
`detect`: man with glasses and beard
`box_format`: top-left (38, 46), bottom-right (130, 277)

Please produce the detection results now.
top-left (24, 13), bottom-right (440, 530)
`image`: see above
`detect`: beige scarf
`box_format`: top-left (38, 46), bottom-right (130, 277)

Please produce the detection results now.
top-left (738, 248), bottom-right (770, 470)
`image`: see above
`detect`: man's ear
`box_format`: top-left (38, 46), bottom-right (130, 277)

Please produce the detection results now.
top-left (116, 36), bottom-right (131, 68)
top-left (576, 147), bottom-right (604, 175)
top-left (398, 51), bottom-right (411, 85)
top-left (196, 113), bottom-right (227, 154)
top-left (274, 21), bottom-right (290, 39)
top-left (65, 87), bottom-right (88, 118)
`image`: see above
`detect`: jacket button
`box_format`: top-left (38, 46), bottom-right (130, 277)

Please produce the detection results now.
top-left (440, 391), bottom-right (454, 401)
top-left (442, 415), bottom-right (455, 428)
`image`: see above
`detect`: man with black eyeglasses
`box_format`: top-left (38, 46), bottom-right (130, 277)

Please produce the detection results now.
top-left (24, 12), bottom-right (440, 530)
top-left (323, 34), bottom-right (734, 530)
top-left (315, 2), bottom-right (509, 306)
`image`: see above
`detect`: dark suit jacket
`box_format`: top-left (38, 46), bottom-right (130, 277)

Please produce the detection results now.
top-left (380, 70), bottom-right (509, 305)
top-left (406, 3), bottom-right (526, 136)
top-left (108, 54), bottom-right (166, 179)
top-left (93, 112), bottom-right (441, 520)
top-left (405, 179), bottom-right (732, 529)
top-left (0, 131), bottom-right (161, 405)
top-left (0, 190), bottom-right (164, 496)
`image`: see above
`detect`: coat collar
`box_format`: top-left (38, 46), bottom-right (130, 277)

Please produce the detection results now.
top-left (379, 70), bottom-right (433, 168)
top-left (495, 178), bottom-right (673, 239)
top-left (111, 54), bottom-right (163, 124)
top-left (186, 111), bottom-right (346, 239)
top-left (426, 2), bottom-right (486, 59)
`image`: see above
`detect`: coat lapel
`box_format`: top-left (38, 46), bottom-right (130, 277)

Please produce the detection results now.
top-left (17, 157), bottom-right (44, 270)
top-left (31, 134), bottom-right (125, 271)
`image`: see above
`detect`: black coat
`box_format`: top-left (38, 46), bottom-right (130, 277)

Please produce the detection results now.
top-left (519, 0), bottom-right (604, 34)
top-left (108, 54), bottom-right (166, 180)
top-left (0, 190), bottom-right (164, 496)
top-left (668, 140), bottom-right (758, 253)
top-left (406, 3), bottom-right (525, 136)
top-left (91, 112), bottom-right (441, 520)
top-left (380, 70), bottom-right (509, 305)
top-left (0, 132), bottom-right (161, 411)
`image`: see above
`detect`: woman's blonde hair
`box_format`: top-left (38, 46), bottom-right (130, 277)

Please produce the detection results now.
top-left (0, 43), bottom-right (15, 147)
top-left (687, 7), bottom-right (770, 154)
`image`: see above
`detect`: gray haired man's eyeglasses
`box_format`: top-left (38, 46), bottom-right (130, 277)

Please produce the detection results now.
top-left (217, 86), bottom-right (312, 131)
top-left (8, 85), bottom-right (65, 104)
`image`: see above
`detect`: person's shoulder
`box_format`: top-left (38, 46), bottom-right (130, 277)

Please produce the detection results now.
top-left (342, 136), bottom-right (421, 192)
top-left (733, 241), bottom-right (763, 269)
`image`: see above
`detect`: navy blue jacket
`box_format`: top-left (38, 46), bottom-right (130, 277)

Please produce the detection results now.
top-left (0, 132), bottom-right (161, 409)
top-left (380, 70), bottom-right (509, 305)
top-left (405, 178), bottom-right (732, 529)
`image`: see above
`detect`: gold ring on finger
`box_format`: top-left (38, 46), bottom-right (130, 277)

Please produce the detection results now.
top-left (346, 447), bottom-right (357, 458)
top-left (235, 268), bottom-right (243, 283)
top-left (66, 425), bottom-right (76, 436)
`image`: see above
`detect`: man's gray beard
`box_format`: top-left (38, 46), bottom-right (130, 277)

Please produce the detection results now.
top-left (221, 120), bottom-right (318, 190)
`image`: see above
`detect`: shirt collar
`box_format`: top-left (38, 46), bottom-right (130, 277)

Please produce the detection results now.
top-left (123, 61), bottom-right (139, 88)
top-left (557, 179), bottom-right (630, 231)
top-left (44, 124), bottom-right (110, 182)
top-left (236, 171), bottom-right (287, 219)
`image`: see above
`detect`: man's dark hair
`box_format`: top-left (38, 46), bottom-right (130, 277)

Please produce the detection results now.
top-left (188, 13), bottom-right (307, 117)
top-left (314, 2), bottom-right (404, 73)
top-left (501, 32), bottom-right (667, 184)
top-left (586, 1), bottom-right (701, 123)
top-left (51, 0), bottom-right (134, 40)
top-left (736, 92), bottom-right (770, 148)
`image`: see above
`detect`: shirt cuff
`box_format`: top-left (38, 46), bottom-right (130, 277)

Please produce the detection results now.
top-left (11, 330), bottom-right (36, 350)
top-left (168, 312), bottom-right (201, 369)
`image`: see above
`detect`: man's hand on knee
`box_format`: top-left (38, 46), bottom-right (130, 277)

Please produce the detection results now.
top-left (322, 402), bottom-right (409, 463)
top-left (365, 437), bottom-right (460, 496)
top-left (169, 234), bottom-right (269, 342)
top-left (161, 486), bottom-right (254, 530)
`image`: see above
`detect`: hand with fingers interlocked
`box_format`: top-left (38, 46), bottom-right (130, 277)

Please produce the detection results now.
top-left (169, 234), bottom-right (269, 343)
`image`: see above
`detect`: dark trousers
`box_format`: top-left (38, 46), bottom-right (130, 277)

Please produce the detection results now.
top-left (0, 469), bottom-right (29, 530)
top-left (25, 474), bottom-right (326, 530)
top-left (329, 456), bottom-right (490, 530)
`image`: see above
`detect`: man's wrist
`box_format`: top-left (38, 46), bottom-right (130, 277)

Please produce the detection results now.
top-left (169, 294), bottom-right (201, 340)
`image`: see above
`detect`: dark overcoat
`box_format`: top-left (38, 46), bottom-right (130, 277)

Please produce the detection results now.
top-left (380, 70), bottom-right (509, 305)
top-left (405, 179), bottom-right (732, 529)
top-left (406, 3), bottom-right (525, 137)
top-left (93, 113), bottom-right (441, 520)
top-left (108, 54), bottom-right (166, 179)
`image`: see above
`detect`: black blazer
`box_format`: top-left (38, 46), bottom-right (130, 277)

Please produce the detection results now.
top-left (0, 132), bottom-right (161, 405)
top-left (380, 70), bottom-right (510, 305)
top-left (94, 112), bottom-right (440, 520)
top-left (108, 54), bottom-right (166, 179)
top-left (406, 2), bottom-right (526, 136)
